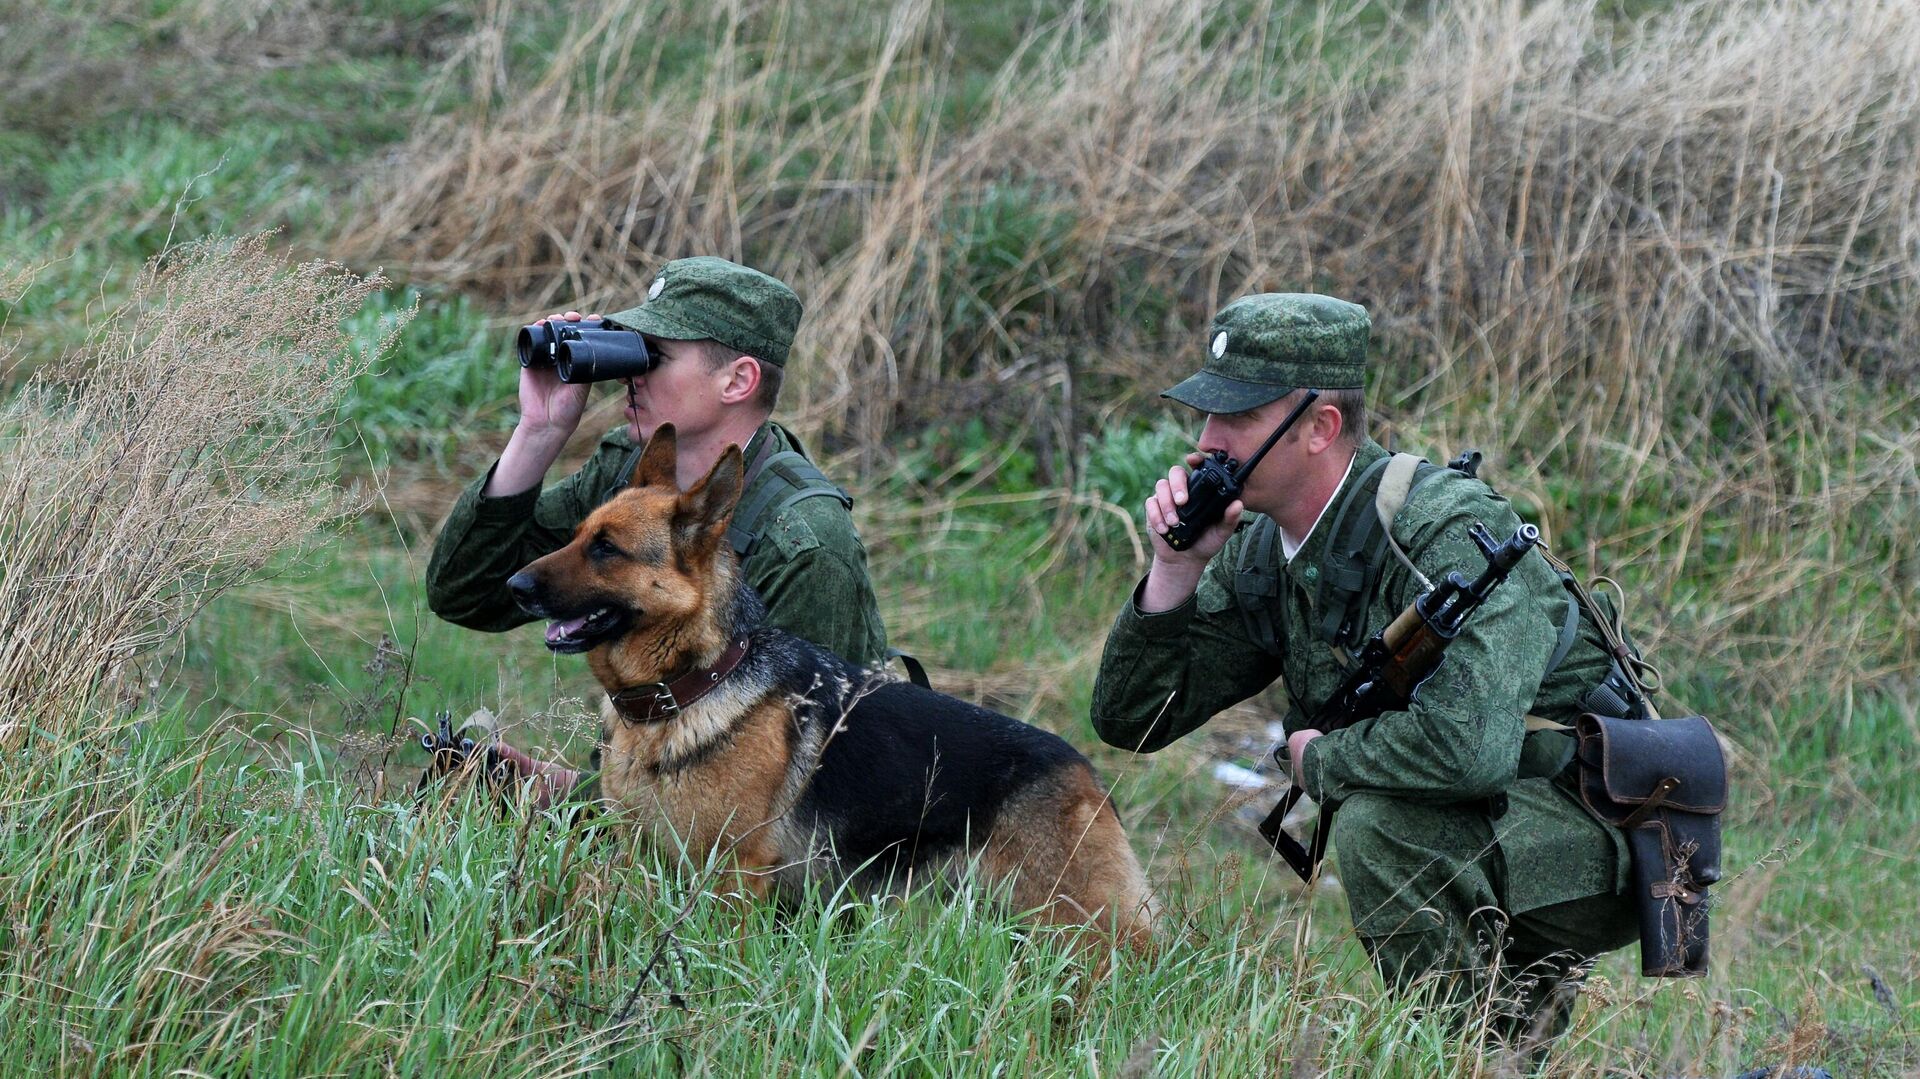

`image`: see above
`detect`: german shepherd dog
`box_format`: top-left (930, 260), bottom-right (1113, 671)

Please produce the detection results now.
top-left (505, 425), bottom-right (1154, 950)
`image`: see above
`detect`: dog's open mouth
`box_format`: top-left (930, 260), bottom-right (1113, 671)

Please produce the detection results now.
top-left (543, 606), bottom-right (631, 653)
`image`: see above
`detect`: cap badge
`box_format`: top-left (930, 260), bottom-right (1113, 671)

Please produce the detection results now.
top-left (648, 276), bottom-right (666, 300)
top-left (1211, 331), bottom-right (1228, 358)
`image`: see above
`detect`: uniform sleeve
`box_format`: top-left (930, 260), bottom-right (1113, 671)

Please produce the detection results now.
top-left (424, 431), bottom-right (633, 632)
top-left (1299, 490), bottom-right (1564, 805)
top-left (1089, 536), bottom-right (1286, 754)
top-left (744, 496), bottom-right (890, 668)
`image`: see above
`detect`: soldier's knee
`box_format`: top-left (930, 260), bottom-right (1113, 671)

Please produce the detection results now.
top-left (1329, 791), bottom-right (1426, 858)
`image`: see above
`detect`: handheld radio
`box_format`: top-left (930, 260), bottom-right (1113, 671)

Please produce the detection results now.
top-left (1161, 389), bottom-right (1320, 551)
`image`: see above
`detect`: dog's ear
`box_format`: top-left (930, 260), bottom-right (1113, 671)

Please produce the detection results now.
top-left (629, 424), bottom-right (678, 489)
top-left (673, 443), bottom-right (744, 548)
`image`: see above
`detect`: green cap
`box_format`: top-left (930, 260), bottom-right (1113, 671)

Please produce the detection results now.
top-left (606, 256), bottom-right (802, 367)
top-left (1161, 293), bottom-right (1369, 413)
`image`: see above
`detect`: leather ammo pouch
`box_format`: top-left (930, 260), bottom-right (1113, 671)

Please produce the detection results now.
top-left (1573, 713), bottom-right (1728, 977)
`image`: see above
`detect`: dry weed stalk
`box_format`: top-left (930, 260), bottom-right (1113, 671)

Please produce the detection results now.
top-left (0, 234), bottom-right (402, 740)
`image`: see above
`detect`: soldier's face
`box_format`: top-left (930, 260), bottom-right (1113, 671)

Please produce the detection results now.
top-left (1196, 393), bottom-right (1315, 516)
top-left (623, 338), bottom-right (726, 442)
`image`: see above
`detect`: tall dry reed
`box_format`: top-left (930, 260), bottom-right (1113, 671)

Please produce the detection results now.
top-left (0, 235), bottom-right (401, 740)
top-left (339, 0), bottom-right (1920, 710)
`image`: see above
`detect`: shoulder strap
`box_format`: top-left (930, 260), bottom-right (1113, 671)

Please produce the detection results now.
top-left (1377, 450), bottom-right (1587, 683)
top-left (1373, 453), bottom-right (1439, 596)
top-left (1231, 516), bottom-right (1285, 655)
top-left (1316, 454), bottom-right (1443, 653)
top-left (1537, 546), bottom-right (1662, 713)
top-left (1375, 452), bottom-right (1426, 523)
top-left (726, 448), bottom-right (853, 557)
top-left (605, 441), bottom-right (646, 505)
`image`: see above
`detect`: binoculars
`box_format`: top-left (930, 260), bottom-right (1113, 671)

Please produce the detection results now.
top-left (516, 317), bottom-right (658, 383)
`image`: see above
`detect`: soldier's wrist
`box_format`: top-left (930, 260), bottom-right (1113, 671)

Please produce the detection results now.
top-left (1118, 575), bottom-right (1196, 638)
top-left (509, 418), bottom-right (576, 454)
top-left (486, 425), bottom-right (571, 496)
top-left (1298, 735), bottom-right (1334, 802)
top-left (1139, 558), bottom-right (1206, 613)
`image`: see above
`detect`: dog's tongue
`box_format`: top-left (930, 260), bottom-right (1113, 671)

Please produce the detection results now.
top-left (546, 616), bottom-right (591, 644)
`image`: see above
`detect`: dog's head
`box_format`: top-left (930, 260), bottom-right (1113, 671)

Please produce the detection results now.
top-left (507, 424), bottom-right (744, 655)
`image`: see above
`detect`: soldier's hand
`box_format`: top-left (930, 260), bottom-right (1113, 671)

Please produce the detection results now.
top-left (1137, 452), bottom-right (1242, 614)
top-left (1145, 451), bottom-right (1244, 564)
top-left (514, 311), bottom-right (602, 439)
top-left (488, 742), bottom-right (580, 811)
top-left (1286, 729), bottom-right (1323, 788)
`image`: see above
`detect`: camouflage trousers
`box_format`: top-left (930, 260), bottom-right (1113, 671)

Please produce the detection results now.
top-left (1331, 790), bottom-right (1638, 1043)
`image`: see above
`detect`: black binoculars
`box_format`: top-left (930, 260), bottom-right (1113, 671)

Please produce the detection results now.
top-left (516, 318), bottom-right (658, 383)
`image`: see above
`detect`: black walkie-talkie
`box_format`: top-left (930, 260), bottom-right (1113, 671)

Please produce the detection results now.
top-left (1161, 389), bottom-right (1320, 551)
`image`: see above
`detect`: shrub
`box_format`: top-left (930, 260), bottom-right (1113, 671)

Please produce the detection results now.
top-left (0, 235), bottom-right (403, 739)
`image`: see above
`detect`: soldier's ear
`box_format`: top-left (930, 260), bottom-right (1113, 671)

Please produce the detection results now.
top-left (1307, 397), bottom-right (1344, 454)
top-left (672, 444), bottom-right (744, 548)
top-left (629, 424), bottom-right (678, 489)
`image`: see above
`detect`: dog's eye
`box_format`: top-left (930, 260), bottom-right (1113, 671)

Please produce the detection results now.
top-left (588, 537), bottom-right (624, 561)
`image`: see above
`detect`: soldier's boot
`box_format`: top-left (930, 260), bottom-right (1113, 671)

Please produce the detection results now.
top-left (1488, 954), bottom-right (1589, 1072)
top-left (1358, 927), bottom-right (1482, 1019)
top-left (1361, 929), bottom-right (1585, 1073)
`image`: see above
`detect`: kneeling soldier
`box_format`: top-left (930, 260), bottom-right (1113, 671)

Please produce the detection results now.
top-left (1091, 293), bottom-right (1641, 1046)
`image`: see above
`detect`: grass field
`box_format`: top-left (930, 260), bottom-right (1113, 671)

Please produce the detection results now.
top-left (3, 0), bottom-right (1917, 1075)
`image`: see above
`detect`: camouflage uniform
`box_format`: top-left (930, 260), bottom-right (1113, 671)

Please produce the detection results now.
top-left (425, 257), bottom-right (889, 668)
top-left (1091, 294), bottom-right (1636, 1033)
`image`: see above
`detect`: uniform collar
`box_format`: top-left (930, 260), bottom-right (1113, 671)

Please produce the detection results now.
top-left (742, 421), bottom-right (773, 464)
top-left (1284, 438), bottom-right (1390, 590)
top-left (1282, 451), bottom-right (1357, 561)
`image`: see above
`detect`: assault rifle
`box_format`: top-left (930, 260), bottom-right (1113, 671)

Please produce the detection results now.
top-left (1259, 521), bottom-right (1543, 881)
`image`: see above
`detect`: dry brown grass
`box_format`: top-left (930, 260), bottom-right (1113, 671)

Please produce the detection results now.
top-left (0, 235), bottom-right (402, 740)
top-left (335, 0), bottom-right (1920, 717)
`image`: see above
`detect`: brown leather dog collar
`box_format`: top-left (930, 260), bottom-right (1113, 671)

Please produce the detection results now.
top-left (608, 637), bottom-right (751, 725)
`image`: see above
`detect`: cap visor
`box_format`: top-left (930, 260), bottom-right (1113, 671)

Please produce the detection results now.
top-left (605, 304), bottom-right (707, 342)
top-left (1160, 371), bottom-right (1294, 414)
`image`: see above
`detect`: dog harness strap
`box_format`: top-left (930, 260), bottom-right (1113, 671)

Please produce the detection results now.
top-left (608, 637), bottom-right (752, 724)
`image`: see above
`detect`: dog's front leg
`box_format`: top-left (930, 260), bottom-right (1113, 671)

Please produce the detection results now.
top-left (707, 834), bottom-right (786, 952)
top-left (717, 821), bottom-right (788, 898)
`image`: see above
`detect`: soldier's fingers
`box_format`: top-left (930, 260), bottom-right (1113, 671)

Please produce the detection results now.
top-left (1152, 477), bottom-right (1179, 519)
top-left (1166, 465), bottom-right (1190, 505)
top-left (1220, 500), bottom-right (1244, 532)
top-left (1185, 451), bottom-right (1206, 468)
top-left (1145, 495), bottom-right (1167, 534)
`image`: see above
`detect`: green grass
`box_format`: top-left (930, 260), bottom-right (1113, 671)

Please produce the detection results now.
top-left (4, 0), bottom-right (1917, 1073)
top-left (16, 544), bottom-right (1916, 1074)
top-left (136, 432), bottom-right (1916, 1073)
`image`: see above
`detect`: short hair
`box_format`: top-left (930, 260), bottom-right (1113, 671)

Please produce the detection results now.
top-left (699, 340), bottom-right (782, 412)
top-left (1323, 386), bottom-right (1366, 448)
top-left (1261, 386), bottom-right (1366, 448)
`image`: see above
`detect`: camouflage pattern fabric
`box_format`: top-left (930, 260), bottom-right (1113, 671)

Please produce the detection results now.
top-left (426, 420), bottom-right (889, 668)
top-left (1161, 292), bottom-right (1369, 413)
top-left (1091, 437), bottom-right (1636, 1003)
top-left (605, 256), bottom-right (803, 367)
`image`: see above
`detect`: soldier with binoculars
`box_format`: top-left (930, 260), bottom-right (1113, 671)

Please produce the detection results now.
top-left (426, 256), bottom-right (890, 673)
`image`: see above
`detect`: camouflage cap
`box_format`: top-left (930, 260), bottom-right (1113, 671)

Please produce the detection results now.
top-left (1161, 293), bottom-right (1369, 413)
top-left (605, 256), bottom-right (802, 367)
